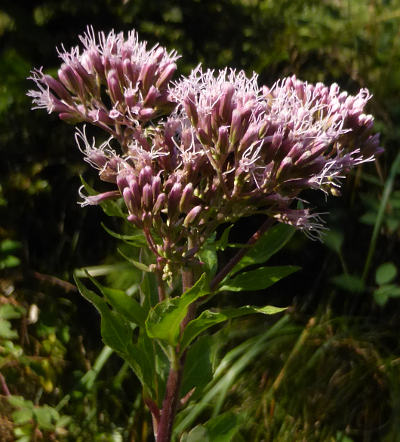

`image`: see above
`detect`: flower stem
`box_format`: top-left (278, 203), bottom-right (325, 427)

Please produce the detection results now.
top-left (156, 267), bottom-right (194, 442)
top-left (210, 217), bottom-right (275, 291)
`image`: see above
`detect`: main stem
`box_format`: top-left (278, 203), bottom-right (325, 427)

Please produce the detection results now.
top-left (156, 267), bottom-right (194, 442)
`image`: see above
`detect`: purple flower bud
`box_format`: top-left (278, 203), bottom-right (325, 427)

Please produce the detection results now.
top-left (219, 83), bottom-right (235, 122)
top-left (128, 176), bottom-right (142, 205)
top-left (42, 75), bottom-right (72, 103)
top-left (127, 213), bottom-right (142, 228)
top-left (116, 174), bottom-right (129, 192)
top-left (156, 63), bottom-right (177, 90)
top-left (124, 89), bottom-right (138, 109)
top-left (143, 86), bottom-right (160, 107)
top-left (86, 150), bottom-right (109, 169)
top-left (142, 183), bottom-right (153, 210)
top-left (87, 48), bottom-right (104, 78)
top-left (153, 46), bottom-right (165, 63)
top-left (107, 70), bottom-right (124, 103)
top-left (184, 94), bottom-right (198, 127)
top-left (153, 192), bottom-right (166, 214)
top-left (139, 166), bottom-right (153, 188)
top-left (123, 187), bottom-right (135, 212)
top-left (276, 157), bottom-right (293, 179)
top-left (239, 125), bottom-right (259, 151)
top-left (179, 183), bottom-right (193, 212)
top-left (229, 109), bottom-right (243, 145)
top-left (168, 182), bottom-right (182, 216)
top-left (58, 63), bottom-right (84, 96)
top-left (87, 109), bottom-right (114, 125)
top-left (152, 175), bottom-right (162, 200)
top-left (139, 62), bottom-right (157, 93)
top-left (80, 190), bottom-right (120, 207)
top-left (197, 127), bottom-right (212, 145)
top-left (123, 59), bottom-right (140, 85)
top-left (183, 205), bottom-right (202, 227)
top-left (139, 107), bottom-right (156, 120)
top-left (216, 126), bottom-right (229, 154)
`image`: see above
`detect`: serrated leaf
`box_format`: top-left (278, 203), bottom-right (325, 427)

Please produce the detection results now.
top-left (146, 274), bottom-right (209, 346)
top-left (331, 274), bottom-right (365, 293)
top-left (180, 305), bottom-right (286, 352)
top-left (117, 248), bottom-right (151, 272)
top-left (230, 224), bottom-right (295, 275)
top-left (375, 262), bottom-right (397, 285)
top-left (219, 266), bottom-right (299, 292)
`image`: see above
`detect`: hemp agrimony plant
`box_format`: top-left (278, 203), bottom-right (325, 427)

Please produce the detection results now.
top-left (28, 27), bottom-right (381, 441)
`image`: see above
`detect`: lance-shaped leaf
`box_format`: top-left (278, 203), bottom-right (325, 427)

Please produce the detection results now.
top-left (180, 304), bottom-right (286, 353)
top-left (101, 222), bottom-right (147, 247)
top-left (117, 248), bottom-right (151, 272)
top-left (230, 223), bottom-right (295, 275)
top-left (74, 274), bottom-right (151, 391)
top-left (146, 274), bottom-right (209, 346)
top-left (84, 271), bottom-right (146, 328)
top-left (218, 265), bottom-right (300, 292)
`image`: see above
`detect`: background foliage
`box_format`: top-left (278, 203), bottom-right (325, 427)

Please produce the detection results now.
top-left (1, 0), bottom-right (400, 440)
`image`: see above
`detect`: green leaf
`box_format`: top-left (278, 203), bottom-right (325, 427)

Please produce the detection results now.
top-left (218, 266), bottom-right (300, 292)
top-left (375, 262), bottom-right (397, 285)
top-left (0, 319), bottom-right (17, 339)
top-left (8, 396), bottom-right (32, 408)
top-left (146, 274), bottom-right (209, 346)
top-left (183, 425), bottom-right (210, 442)
top-left (34, 406), bottom-right (56, 430)
top-left (101, 222), bottom-right (147, 247)
top-left (181, 336), bottom-right (213, 398)
top-left (0, 255), bottom-right (20, 269)
top-left (85, 272), bottom-right (146, 328)
top-left (74, 273), bottom-right (151, 390)
top-left (12, 408), bottom-right (33, 425)
top-left (74, 273), bottom-right (133, 355)
top-left (215, 225), bottom-right (233, 251)
top-left (230, 223), bottom-right (295, 275)
top-left (0, 239), bottom-right (22, 253)
top-left (180, 305), bottom-right (286, 352)
top-left (204, 412), bottom-right (241, 442)
top-left (0, 304), bottom-right (25, 320)
top-left (331, 274), bottom-right (365, 293)
top-left (374, 284), bottom-right (400, 299)
top-left (198, 245), bottom-right (218, 279)
top-left (117, 248), bottom-right (151, 272)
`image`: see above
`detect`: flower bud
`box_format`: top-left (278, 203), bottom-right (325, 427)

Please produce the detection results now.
top-left (123, 187), bottom-right (135, 212)
top-left (143, 86), bottom-right (159, 107)
top-left (127, 213), bottom-right (142, 228)
top-left (153, 192), bottom-right (166, 214)
top-left (142, 183), bottom-right (153, 210)
top-left (107, 69), bottom-right (124, 103)
top-left (139, 62), bottom-right (158, 93)
top-left (216, 126), bottom-right (229, 155)
top-left (139, 107), bottom-right (156, 120)
top-left (43, 75), bottom-right (72, 103)
top-left (156, 63), bottom-right (177, 90)
top-left (183, 205), bottom-right (202, 227)
top-left (179, 183), bottom-right (193, 213)
top-left (128, 176), bottom-right (141, 205)
top-left (58, 63), bottom-right (84, 96)
top-left (184, 94), bottom-right (198, 127)
top-left (168, 182), bottom-right (182, 217)
top-left (139, 166), bottom-right (153, 188)
top-left (152, 175), bottom-right (162, 200)
top-left (123, 59), bottom-right (140, 85)
top-left (219, 83), bottom-right (235, 122)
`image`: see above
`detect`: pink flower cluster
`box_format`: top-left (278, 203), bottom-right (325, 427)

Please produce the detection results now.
top-left (28, 27), bottom-right (382, 266)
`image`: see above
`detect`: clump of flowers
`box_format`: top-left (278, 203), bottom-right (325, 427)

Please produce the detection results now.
top-left (28, 26), bottom-right (382, 442)
top-left (28, 28), bottom-right (381, 266)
